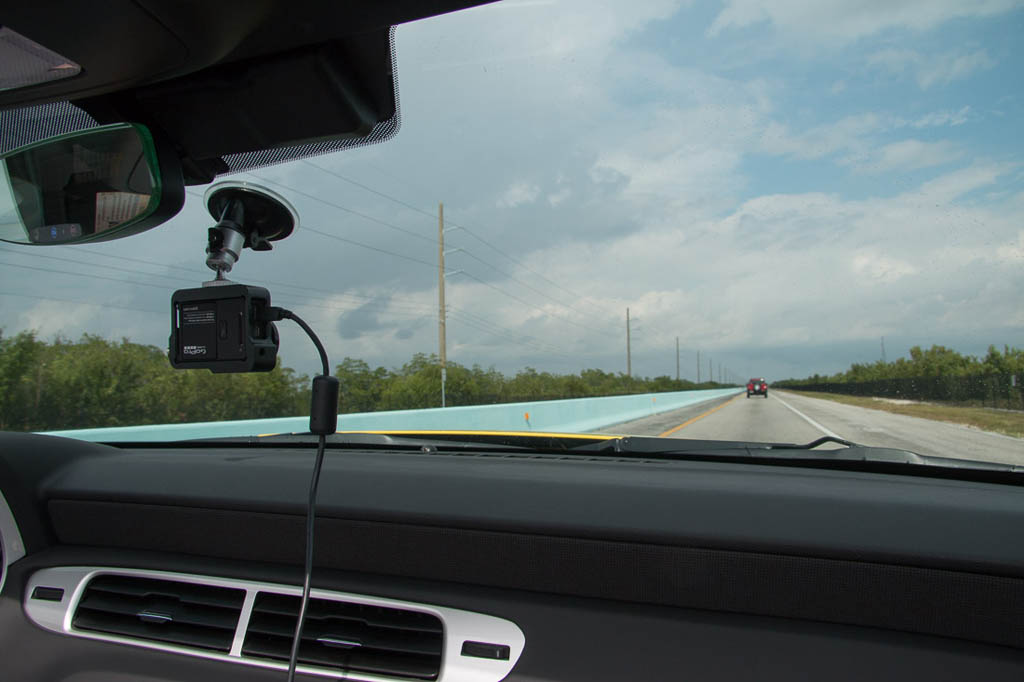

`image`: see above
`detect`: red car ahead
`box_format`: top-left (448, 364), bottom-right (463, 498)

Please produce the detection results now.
top-left (747, 378), bottom-right (768, 398)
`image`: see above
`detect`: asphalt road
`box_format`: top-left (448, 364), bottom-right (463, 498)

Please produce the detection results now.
top-left (604, 389), bottom-right (1024, 466)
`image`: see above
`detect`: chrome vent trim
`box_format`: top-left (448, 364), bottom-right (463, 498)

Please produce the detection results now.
top-left (24, 567), bottom-right (524, 682)
top-left (0, 488), bottom-right (26, 594)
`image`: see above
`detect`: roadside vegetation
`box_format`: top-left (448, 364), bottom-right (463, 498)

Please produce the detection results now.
top-left (0, 330), bottom-right (727, 431)
top-left (777, 345), bottom-right (1024, 412)
top-left (779, 344), bottom-right (1024, 384)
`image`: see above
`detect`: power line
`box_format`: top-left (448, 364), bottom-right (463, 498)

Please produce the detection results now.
top-left (0, 246), bottom-right (436, 316)
top-left (191, 179), bottom-right (618, 352)
top-left (0, 244), bottom-right (583, 341)
top-left (31, 247), bottom-right (438, 315)
top-left (446, 218), bottom-right (619, 320)
top-left (211, 175), bottom-right (620, 342)
top-left (447, 309), bottom-right (571, 357)
top-left (0, 260), bottom-right (173, 290)
top-left (447, 314), bottom-right (573, 359)
top-left (0, 248), bottom-right (202, 288)
top-left (0, 255), bottom-right (441, 326)
top-left (271, 171), bottom-right (609, 332)
top-left (301, 160), bottom-right (437, 221)
top-left (293, 161), bottom-right (620, 324)
top-left (0, 291), bottom-right (165, 316)
top-left (452, 249), bottom-right (616, 336)
top-left (456, 270), bottom-right (602, 335)
top-left (303, 225), bottom-right (436, 269)
top-left (244, 172), bottom-right (437, 245)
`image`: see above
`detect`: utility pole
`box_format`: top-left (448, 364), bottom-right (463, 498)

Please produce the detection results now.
top-left (626, 307), bottom-right (632, 378)
top-left (697, 350), bottom-right (700, 383)
top-left (438, 202), bottom-right (446, 408)
top-left (675, 336), bottom-right (680, 381)
top-left (709, 357), bottom-right (712, 384)
top-left (881, 336), bottom-right (887, 364)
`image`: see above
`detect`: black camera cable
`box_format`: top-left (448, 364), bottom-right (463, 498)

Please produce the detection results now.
top-left (262, 306), bottom-right (339, 682)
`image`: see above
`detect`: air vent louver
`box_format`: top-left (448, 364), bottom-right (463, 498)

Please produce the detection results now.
top-left (242, 592), bottom-right (444, 680)
top-left (72, 574), bottom-right (245, 652)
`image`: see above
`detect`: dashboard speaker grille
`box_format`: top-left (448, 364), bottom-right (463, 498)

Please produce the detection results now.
top-left (242, 591), bottom-right (444, 680)
top-left (72, 574), bottom-right (245, 652)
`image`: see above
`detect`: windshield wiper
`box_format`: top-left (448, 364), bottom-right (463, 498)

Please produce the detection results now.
top-left (784, 436), bottom-right (857, 449)
top-left (123, 432), bottom-right (553, 453)
top-left (570, 435), bottom-right (1024, 473)
top-left (109, 431), bottom-right (1023, 476)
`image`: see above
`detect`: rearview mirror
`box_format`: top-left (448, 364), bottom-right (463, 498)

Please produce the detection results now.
top-left (0, 123), bottom-right (184, 245)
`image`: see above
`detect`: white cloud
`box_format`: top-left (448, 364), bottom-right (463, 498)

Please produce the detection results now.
top-left (996, 231), bottom-right (1024, 264)
top-left (709, 0), bottom-right (1022, 43)
top-left (17, 300), bottom-right (100, 339)
top-left (851, 252), bottom-right (920, 283)
top-left (868, 48), bottom-right (995, 89)
top-left (758, 109), bottom-right (974, 172)
top-left (497, 182), bottom-right (541, 208)
top-left (759, 113), bottom-right (886, 160)
top-left (2, 0), bottom-right (1020, 385)
top-left (914, 162), bottom-right (1017, 201)
top-left (547, 187), bottom-right (571, 206)
top-left (848, 139), bottom-right (962, 173)
top-left (912, 106), bottom-right (970, 128)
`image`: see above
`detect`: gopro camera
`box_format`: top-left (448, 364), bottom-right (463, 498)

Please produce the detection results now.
top-left (169, 284), bottom-right (279, 373)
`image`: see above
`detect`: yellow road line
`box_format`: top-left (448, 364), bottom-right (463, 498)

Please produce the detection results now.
top-left (658, 395), bottom-right (742, 437)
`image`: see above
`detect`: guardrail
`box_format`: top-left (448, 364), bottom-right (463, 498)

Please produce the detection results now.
top-left (42, 388), bottom-right (741, 442)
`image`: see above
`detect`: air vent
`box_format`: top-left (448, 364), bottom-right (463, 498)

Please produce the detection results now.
top-left (72, 574), bottom-right (245, 652)
top-left (242, 592), bottom-right (444, 680)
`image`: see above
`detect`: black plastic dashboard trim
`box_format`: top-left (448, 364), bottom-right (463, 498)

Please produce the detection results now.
top-left (46, 499), bottom-right (1024, 650)
top-left (32, 443), bottom-right (1024, 577)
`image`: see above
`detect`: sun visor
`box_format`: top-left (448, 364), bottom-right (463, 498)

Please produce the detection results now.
top-left (76, 29), bottom-right (399, 184)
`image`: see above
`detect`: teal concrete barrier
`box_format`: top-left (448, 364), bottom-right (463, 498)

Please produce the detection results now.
top-left (42, 387), bottom-right (741, 443)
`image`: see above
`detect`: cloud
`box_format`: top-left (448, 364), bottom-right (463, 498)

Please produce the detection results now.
top-left (547, 187), bottom-right (571, 206)
top-left (851, 252), bottom-right (920, 283)
top-left (497, 181), bottom-right (541, 208)
top-left (867, 48), bottom-right (995, 89)
top-left (914, 162), bottom-right (1017, 201)
top-left (847, 139), bottom-right (962, 173)
top-left (759, 113), bottom-right (885, 161)
top-left (758, 109), bottom-right (972, 172)
top-left (335, 298), bottom-right (394, 339)
top-left (708, 0), bottom-right (1022, 43)
top-left (912, 106), bottom-right (970, 128)
top-left (17, 300), bottom-right (98, 339)
top-left (2, 0), bottom-right (1020, 385)
top-left (996, 231), bottom-right (1024, 264)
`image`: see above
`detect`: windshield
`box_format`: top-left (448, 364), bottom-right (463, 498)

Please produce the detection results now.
top-left (0, 1), bottom-right (1021, 466)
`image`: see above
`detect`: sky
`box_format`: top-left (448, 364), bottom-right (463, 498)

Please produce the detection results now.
top-left (1, 0), bottom-right (1023, 382)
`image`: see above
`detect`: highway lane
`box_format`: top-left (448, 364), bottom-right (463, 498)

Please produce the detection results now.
top-left (605, 390), bottom-right (1024, 466)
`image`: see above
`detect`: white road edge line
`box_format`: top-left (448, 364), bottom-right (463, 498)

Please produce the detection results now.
top-left (773, 394), bottom-right (843, 440)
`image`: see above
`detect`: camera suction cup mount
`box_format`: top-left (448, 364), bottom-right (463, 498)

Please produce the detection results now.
top-left (203, 181), bottom-right (299, 282)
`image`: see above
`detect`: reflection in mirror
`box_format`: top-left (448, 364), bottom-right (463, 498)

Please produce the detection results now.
top-left (0, 123), bottom-right (160, 245)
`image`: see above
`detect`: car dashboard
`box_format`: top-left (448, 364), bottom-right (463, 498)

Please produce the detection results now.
top-left (2, 430), bottom-right (1024, 681)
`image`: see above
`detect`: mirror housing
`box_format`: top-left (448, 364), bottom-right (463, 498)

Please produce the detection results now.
top-left (0, 123), bottom-right (184, 245)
